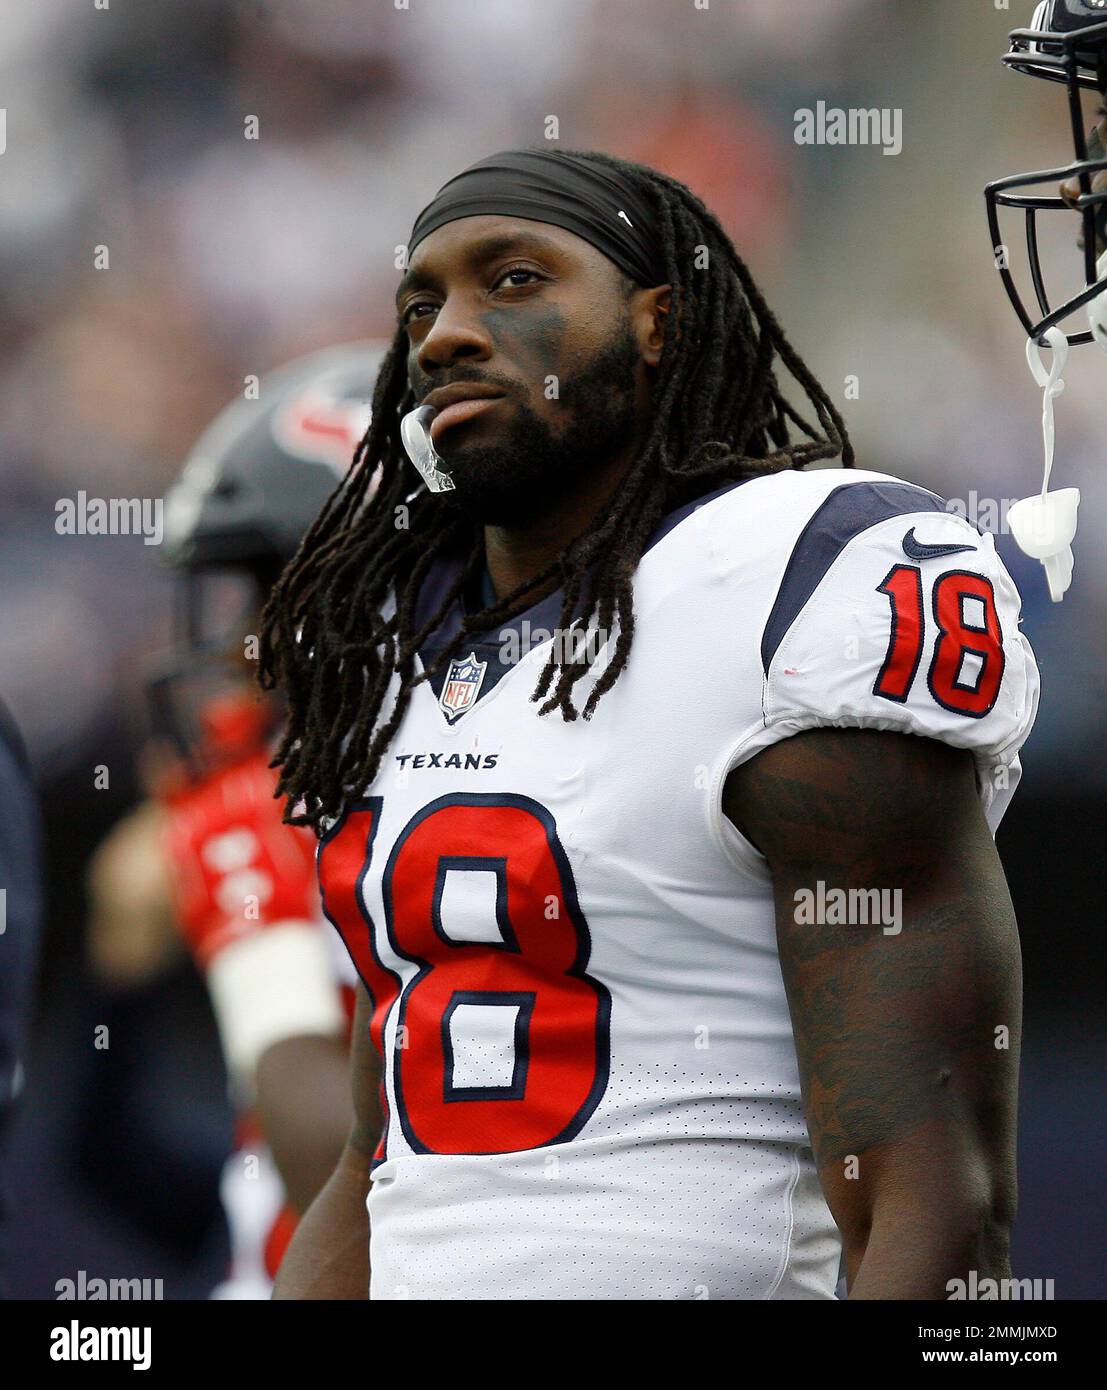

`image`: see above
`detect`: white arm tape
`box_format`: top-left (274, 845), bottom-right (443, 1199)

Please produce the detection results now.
top-left (206, 921), bottom-right (345, 1100)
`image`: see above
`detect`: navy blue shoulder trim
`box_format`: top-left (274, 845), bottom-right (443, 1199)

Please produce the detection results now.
top-left (760, 480), bottom-right (946, 675)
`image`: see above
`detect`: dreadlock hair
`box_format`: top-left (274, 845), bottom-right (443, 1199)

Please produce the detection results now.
top-left (258, 149), bottom-right (854, 831)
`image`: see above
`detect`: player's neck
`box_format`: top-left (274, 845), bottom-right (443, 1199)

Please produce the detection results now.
top-left (482, 442), bottom-right (638, 605)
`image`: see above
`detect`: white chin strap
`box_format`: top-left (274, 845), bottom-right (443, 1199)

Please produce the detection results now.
top-left (1088, 250), bottom-right (1107, 354)
top-left (1007, 326), bottom-right (1080, 602)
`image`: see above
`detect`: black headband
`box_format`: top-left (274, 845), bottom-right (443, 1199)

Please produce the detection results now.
top-left (407, 149), bottom-right (666, 288)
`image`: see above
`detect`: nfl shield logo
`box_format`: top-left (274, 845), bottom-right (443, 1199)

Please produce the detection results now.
top-left (439, 651), bottom-right (488, 723)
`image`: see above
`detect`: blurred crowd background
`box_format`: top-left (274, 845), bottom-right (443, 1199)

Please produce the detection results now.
top-left (1, 0), bottom-right (1103, 1298)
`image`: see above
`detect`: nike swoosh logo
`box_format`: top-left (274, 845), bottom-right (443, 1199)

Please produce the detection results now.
top-left (902, 527), bottom-right (977, 561)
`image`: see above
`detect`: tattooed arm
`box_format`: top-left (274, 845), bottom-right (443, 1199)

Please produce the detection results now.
top-left (723, 727), bottom-right (1021, 1299)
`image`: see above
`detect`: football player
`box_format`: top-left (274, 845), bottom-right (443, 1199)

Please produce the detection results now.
top-left (986, 0), bottom-right (1107, 349)
top-left (88, 344), bottom-right (383, 1296)
top-left (260, 150), bottom-right (1040, 1299)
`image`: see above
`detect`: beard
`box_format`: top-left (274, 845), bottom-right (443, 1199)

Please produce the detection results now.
top-left (435, 314), bottom-right (641, 529)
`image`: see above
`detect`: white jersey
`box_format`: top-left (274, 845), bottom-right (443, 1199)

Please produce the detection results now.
top-left (318, 467), bottom-right (1039, 1300)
